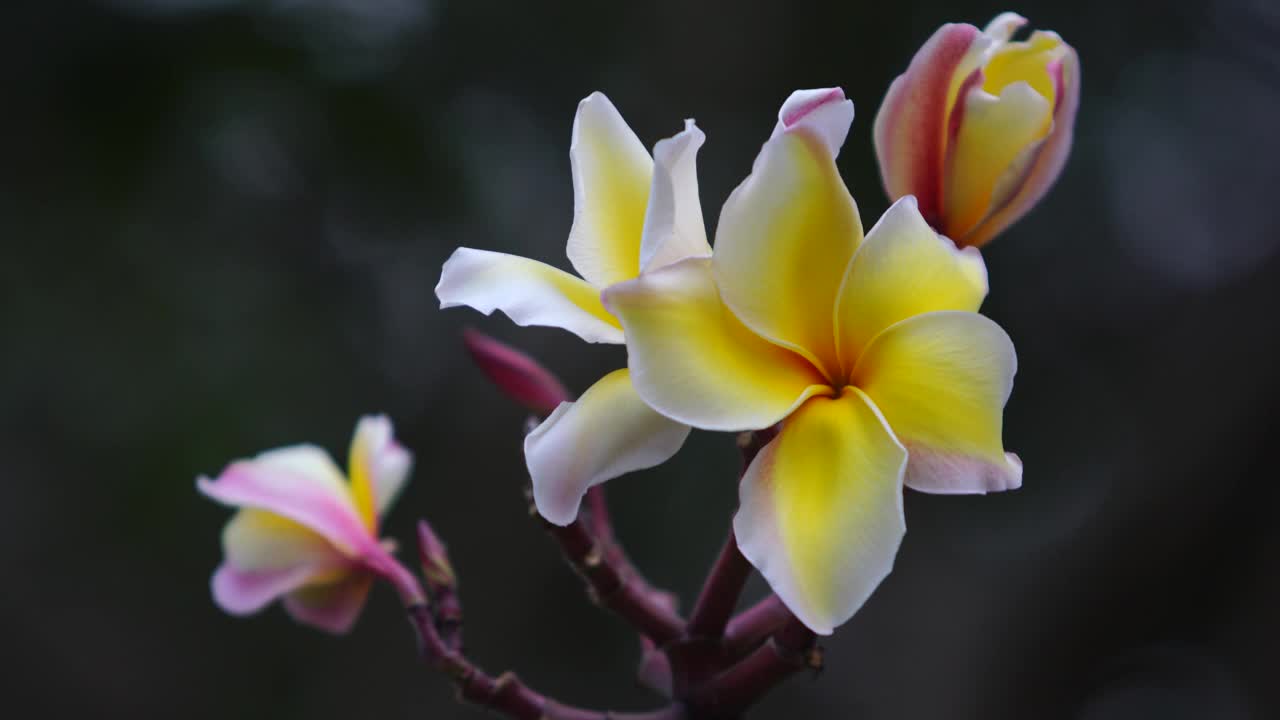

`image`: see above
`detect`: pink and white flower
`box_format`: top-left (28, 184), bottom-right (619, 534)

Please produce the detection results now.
top-left (198, 415), bottom-right (417, 634)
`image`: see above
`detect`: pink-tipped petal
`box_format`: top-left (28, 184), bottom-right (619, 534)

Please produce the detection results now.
top-left (905, 447), bottom-right (1023, 494)
top-left (197, 445), bottom-right (373, 557)
top-left (282, 573), bottom-right (375, 635)
top-left (873, 23), bottom-right (988, 226)
top-left (772, 88), bottom-right (855, 158)
top-left (211, 562), bottom-right (319, 616)
top-left (463, 328), bottom-right (571, 416)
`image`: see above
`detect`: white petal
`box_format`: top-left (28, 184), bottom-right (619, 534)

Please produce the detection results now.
top-left (526, 368), bottom-right (690, 526)
top-left (639, 120), bottom-right (711, 273)
top-left (436, 247), bottom-right (624, 344)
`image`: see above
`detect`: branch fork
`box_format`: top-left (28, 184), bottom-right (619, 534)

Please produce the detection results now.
top-left (395, 418), bottom-right (820, 719)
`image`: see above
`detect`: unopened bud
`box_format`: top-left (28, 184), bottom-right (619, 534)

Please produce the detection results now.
top-left (463, 328), bottom-right (571, 417)
top-left (417, 520), bottom-right (457, 591)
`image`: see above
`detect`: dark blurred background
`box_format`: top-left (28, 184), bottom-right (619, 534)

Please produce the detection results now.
top-left (4, 0), bottom-right (1278, 717)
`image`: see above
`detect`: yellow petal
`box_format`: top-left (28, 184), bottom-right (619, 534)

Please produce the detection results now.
top-left (566, 92), bottom-right (653, 287)
top-left (604, 257), bottom-right (829, 432)
top-left (734, 389), bottom-right (907, 635)
top-left (964, 41), bottom-right (1080, 247)
top-left (436, 248), bottom-right (624, 344)
top-left (347, 415), bottom-right (412, 532)
top-left (853, 311), bottom-right (1021, 494)
top-left (835, 197), bottom-right (988, 375)
top-left (223, 509), bottom-right (347, 578)
top-left (526, 369), bottom-right (690, 526)
top-left (713, 129), bottom-right (861, 380)
top-left (982, 30), bottom-right (1066, 105)
top-left (282, 572), bottom-right (374, 635)
top-left (943, 80), bottom-right (1052, 240)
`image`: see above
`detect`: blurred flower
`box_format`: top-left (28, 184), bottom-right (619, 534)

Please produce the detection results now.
top-left (198, 415), bottom-right (416, 633)
top-left (605, 90), bottom-right (1020, 634)
top-left (874, 12), bottom-right (1079, 247)
top-left (436, 92), bottom-right (708, 526)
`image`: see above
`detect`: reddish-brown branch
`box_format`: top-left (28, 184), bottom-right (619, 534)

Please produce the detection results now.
top-left (407, 602), bottom-right (685, 720)
top-left (543, 516), bottom-right (686, 646)
top-left (685, 529), bottom-right (751, 639)
top-left (688, 616), bottom-right (820, 717)
top-left (723, 595), bottom-right (791, 659)
top-left (417, 520), bottom-right (464, 651)
top-left (682, 428), bottom-right (780, 641)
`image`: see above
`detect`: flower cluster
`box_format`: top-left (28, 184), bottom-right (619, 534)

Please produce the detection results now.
top-left (198, 11), bottom-right (1077, 718)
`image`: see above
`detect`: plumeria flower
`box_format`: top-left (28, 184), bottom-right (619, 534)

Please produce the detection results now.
top-left (436, 93), bottom-right (712, 526)
top-left (874, 12), bottom-right (1080, 247)
top-left (198, 416), bottom-right (418, 634)
top-left (604, 90), bottom-right (1020, 634)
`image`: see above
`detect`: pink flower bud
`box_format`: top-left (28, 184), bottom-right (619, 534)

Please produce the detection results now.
top-left (463, 328), bottom-right (571, 416)
top-left (873, 13), bottom-right (1079, 247)
top-left (416, 519), bottom-right (456, 591)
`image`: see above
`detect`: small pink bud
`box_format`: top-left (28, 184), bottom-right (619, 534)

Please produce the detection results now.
top-left (417, 519), bottom-right (457, 591)
top-left (463, 328), bottom-right (571, 416)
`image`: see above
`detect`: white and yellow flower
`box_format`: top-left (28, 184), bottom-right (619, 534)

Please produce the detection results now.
top-left (198, 416), bottom-right (414, 634)
top-left (435, 93), bottom-right (710, 525)
top-left (874, 13), bottom-right (1079, 247)
top-left (604, 90), bottom-right (1021, 634)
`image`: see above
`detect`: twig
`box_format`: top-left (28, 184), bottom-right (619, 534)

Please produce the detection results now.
top-left (542, 514), bottom-right (686, 646)
top-left (406, 602), bottom-right (686, 720)
top-left (723, 595), bottom-right (791, 659)
top-left (688, 616), bottom-right (820, 717)
top-left (685, 529), bottom-right (751, 639)
top-left (417, 520), bottom-right (464, 651)
top-left (684, 427), bottom-right (780, 640)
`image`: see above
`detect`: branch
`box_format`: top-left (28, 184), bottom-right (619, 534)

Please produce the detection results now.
top-left (417, 520), bottom-right (463, 651)
top-left (689, 616), bottom-right (820, 716)
top-left (723, 594), bottom-right (791, 659)
top-left (684, 427), bottom-right (780, 640)
top-left (685, 528), bottom-right (751, 639)
top-left (584, 485), bottom-right (678, 612)
top-left (407, 602), bottom-right (686, 720)
top-left (541, 512), bottom-right (686, 646)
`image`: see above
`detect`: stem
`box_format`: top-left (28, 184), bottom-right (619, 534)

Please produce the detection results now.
top-left (585, 486), bottom-right (677, 610)
top-left (723, 595), bottom-right (790, 659)
top-left (685, 529), bottom-right (751, 639)
top-left (683, 427), bottom-right (779, 640)
top-left (584, 485), bottom-right (616, 545)
top-left (417, 520), bottom-right (464, 651)
top-left (407, 602), bottom-right (685, 720)
top-left (543, 517), bottom-right (685, 646)
top-left (690, 616), bottom-right (819, 717)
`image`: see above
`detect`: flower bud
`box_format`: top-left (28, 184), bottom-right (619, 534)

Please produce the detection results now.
top-left (874, 13), bottom-right (1079, 247)
top-left (416, 519), bottom-right (457, 591)
top-left (463, 328), bottom-right (571, 416)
